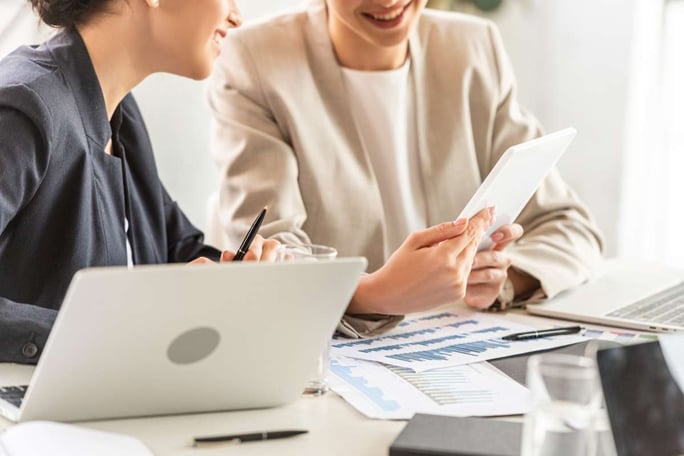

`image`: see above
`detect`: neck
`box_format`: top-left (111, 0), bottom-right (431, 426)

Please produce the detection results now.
top-left (76, 17), bottom-right (151, 121)
top-left (328, 20), bottom-right (408, 71)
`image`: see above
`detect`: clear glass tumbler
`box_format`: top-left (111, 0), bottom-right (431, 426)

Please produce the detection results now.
top-left (276, 243), bottom-right (338, 396)
top-left (521, 354), bottom-right (603, 456)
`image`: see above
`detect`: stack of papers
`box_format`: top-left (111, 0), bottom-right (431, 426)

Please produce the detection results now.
top-left (329, 310), bottom-right (588, 419)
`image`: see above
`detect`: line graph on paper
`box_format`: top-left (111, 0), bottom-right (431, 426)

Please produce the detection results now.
top-left (328, 356), bottom-right (531, 419)
top-left (331, 311), bottom-right (588, 371)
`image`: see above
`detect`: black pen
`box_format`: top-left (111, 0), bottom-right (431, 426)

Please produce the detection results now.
top-left (501, 325), bottom-right (583, 341)
top-left (192, 429), bottom-right (308, 447)
top-left (232, 206), bottom-right (267, 261)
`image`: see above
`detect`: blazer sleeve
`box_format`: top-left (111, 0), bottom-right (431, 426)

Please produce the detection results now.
top-left (207, 34), bottom-right (313, 249)
top-left (162, 185), bottom-right (221, 263)
top-left (0, 100), bottom-right (58, 364)
top-left (486, 23), bottom-right (604, 301)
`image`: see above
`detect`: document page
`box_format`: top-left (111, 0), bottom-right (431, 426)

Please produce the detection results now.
top-left (329, 357), bottom-right (530, 419)
top-left (332, 311), bottom-right (587, 372)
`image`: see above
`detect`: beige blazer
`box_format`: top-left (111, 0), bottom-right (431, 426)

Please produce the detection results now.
top-left (207, 3), bottom-right (603, 310)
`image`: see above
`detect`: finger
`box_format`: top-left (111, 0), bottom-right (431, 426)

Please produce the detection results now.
top-left (404, 218), bottom-right (468, 249)
top-left (437, 207), bottom-right (495, 255)
top-left (260, 239), bottom-right (280, 262)
top-left (490, 224), bottom-right (524, 251)
top-left (188, 257), bottom-right (214, 265)
top-left (464, 285), bottom-right (499, 309)
top-left (443, 207), bottom-right (494, 247)
top-left (467, 266), bottom-right (508, 286)
top-left (220, 250), bottom-right (236, 262)
top-left (466, 207), bottom-right (496, 240)
top-left (242, 235), bottom-right (264, 262)
top-left (471, 250), bottom-right (512, 270)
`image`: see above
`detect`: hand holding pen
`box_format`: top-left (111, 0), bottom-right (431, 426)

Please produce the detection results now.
top-left (228, 207), bottom-right (280, 262)
top-left (232, 206), bottom-right (267, 261)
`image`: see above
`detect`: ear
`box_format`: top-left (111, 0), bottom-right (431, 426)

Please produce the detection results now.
top-left (145, 0), bottom-right (159, 8)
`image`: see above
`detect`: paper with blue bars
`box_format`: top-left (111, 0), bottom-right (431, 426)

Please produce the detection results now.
top-left (331, 311), bottom-right (587, 372)
top-left (329, 356), bottom-right (531, 419)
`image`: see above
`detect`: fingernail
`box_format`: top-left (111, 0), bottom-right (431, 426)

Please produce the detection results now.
top-left (491, 232), bottom-right (504, 242)
top-left (488, 206), bottom-right (496, 217)
top-left (453, 218), bottom-right (467, 227)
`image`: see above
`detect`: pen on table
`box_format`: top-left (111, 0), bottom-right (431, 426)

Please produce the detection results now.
top-left (501, 325), bottom-right (583, 341)
top-left (192, 429), bottom-right (308, 447)
top-left (232, 206), bottom-right (267, 261)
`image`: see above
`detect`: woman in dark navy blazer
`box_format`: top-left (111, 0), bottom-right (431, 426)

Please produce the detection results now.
top-left (0, 0), bottom-right (276, 363)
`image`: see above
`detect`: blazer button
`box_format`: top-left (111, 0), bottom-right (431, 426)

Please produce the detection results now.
top-left (22, 342), bottom-right (39, 359)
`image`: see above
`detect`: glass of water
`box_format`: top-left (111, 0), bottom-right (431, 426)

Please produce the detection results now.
top-left (276, 243), bottom-right (338, 396)
top-left (521, 354), bottom-right (603, 456)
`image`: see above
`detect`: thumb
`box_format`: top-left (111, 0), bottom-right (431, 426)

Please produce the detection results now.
top-left (405, 218), bottom-right (468, 249)
top-left (220, 250), bottom-right (236, 262)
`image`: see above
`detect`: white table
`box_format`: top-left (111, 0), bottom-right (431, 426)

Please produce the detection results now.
top-left (1, 300), bottom-right (657, 456)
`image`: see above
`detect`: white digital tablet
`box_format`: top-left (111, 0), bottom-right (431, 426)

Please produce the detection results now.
top-left (457, 127), bottom-right (577, 250)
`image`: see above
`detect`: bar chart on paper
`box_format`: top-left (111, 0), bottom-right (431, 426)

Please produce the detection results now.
top-left (331, 312), bottom-right (588, 371)
top-left (329, 356), bottom-right (530, 419)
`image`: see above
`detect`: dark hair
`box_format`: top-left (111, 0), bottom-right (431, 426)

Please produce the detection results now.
top-left (28, 0), bottom-right (111, 28)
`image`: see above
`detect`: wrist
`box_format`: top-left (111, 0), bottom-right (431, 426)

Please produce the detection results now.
top-left (348, 272), bottom-right (390, 315)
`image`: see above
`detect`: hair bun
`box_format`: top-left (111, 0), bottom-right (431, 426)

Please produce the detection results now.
top-left (29, 0), bottom-right (93, 28)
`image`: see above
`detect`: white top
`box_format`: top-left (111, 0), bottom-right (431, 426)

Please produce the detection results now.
top-left (124, 217), bottom-right (133, 268)
top-left (342, 61), bottom-right (427, 257)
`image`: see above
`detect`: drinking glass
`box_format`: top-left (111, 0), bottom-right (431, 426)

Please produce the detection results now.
top-left (276, 243), bottom-right (337, 396)
top-left (521, 354), bottom-right (603, 456)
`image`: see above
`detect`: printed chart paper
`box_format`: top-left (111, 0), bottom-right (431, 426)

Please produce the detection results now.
top-left (329, 356), bottom-right (531, 419)
top-left (331, 311), bottom-right (588, 371)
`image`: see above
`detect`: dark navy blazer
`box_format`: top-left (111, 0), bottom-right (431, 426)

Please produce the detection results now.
top-left (0, 28), bottom-right (221, 364)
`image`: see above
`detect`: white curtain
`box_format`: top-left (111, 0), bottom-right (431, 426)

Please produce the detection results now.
top-left (618, 0), bottom-right (684, 267)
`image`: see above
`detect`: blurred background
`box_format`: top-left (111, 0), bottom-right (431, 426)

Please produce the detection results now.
top-left (1, 0), bottom-right (682, 265)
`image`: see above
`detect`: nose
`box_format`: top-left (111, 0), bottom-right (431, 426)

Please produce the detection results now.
top-left (227, 0), bottom-right (243, 28)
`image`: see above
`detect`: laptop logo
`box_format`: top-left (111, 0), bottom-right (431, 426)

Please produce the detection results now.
top-left (167, 327), bottom-right (221, 365)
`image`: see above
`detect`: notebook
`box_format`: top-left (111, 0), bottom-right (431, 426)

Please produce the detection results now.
top-left (527, 259), bottom-right (684, 332)
top-left (597, 339), bottom-right (684, 456)
top-left (0, 258), bottom-right (366, 422)
top-left (389, 414), bottom-right (521, 456)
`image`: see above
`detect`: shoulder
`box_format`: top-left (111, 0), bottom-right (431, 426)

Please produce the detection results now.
top-left (221, 4), bottom-right (317, 72)
top-left (414, 10), bottom-right (508, 82)
top-left (416, 10), bottom-right (498, 54)
top-left (228, 5), bottom-right (311, 46)
top-left (0, 43), bottom-right (69, 140)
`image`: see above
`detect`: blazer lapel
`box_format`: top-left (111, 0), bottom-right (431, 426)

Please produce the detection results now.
top-left (304, 2), bottom-right (389, 260)
top-left (409, 21), bottom-right (483, 227)
top-left (304, 3), bottom-right (375, 180)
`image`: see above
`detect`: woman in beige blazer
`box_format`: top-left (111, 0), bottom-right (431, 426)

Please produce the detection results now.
top-left (207, 0), bottom-right (603, 336)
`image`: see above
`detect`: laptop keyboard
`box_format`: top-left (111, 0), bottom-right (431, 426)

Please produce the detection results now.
top-left (607, 282), bottom-right (684, 327)
top-left (0, 385), bottom-right (28, 408)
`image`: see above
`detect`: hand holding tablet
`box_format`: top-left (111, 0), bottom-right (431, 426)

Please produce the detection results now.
top-left (457, 128), bottom-right (578, 250)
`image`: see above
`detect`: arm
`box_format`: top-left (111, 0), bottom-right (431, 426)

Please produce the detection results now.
top-left (0, 102), bottom-right (58, 364)
top-left (484, 22), bottom-right (604, 302)
top-left (162, 185), bottom-right (222, 263)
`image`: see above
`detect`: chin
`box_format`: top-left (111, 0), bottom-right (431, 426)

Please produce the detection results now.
top-left (182, 62), bottom-right (213, 81)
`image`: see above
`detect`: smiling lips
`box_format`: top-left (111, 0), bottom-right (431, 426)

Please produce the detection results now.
top-left (212, 29), bottom-right (226, 46)
top-left (362, 1), bottom-right (412, 23)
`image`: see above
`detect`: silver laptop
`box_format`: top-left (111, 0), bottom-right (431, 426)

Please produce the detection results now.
top-left (0, 258), bottom-right (366, 422)
top-left (527, 259), bottom-right (684, 332)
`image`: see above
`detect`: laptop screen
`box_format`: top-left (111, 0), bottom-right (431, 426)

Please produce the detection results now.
top-left (597, 341), bottom-right (684, 456)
